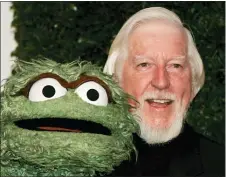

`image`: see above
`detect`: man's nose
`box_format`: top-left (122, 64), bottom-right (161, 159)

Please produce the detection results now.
top-left (151, 67), bottom-right (170, 90)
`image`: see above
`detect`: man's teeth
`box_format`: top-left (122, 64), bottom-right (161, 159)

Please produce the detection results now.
top-left (147, 99), bottom-right (172, 104)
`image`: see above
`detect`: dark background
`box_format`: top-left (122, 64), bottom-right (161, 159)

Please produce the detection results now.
top-left (11, 1), bottom-right (225, 144)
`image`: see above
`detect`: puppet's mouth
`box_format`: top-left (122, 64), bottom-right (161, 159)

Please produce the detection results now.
top-left (14, 118), bottom-right (111, 135)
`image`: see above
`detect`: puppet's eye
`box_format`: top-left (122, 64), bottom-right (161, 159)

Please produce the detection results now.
top-left (28, 78), bottom-right (67, 102)
top-left (75, 81), bottom-right (108, 106)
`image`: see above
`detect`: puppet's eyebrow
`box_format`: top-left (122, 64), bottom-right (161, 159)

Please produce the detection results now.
top-left (19, 73), bottom-right (68, 97)
top-left (72, 75), bottom-right (109, 89)
top-left (31, 73), bottom-right (68, 86)
top-left (70, 75), bottom-right (113, 102)
top-left (19, 73), bottom-right (113, 102)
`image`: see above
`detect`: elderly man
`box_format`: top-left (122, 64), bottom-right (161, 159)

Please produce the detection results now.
top-left (104, 7), bottom-right (224, 176)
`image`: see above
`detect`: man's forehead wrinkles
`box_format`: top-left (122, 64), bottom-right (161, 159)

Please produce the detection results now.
top-left (131, 37), bottom-right (184, 47)
top-left (132, 53), bottom-right (186, 61)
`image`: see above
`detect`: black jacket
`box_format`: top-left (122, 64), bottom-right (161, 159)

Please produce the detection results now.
top-left (109, 123), bottom-right (225, 176)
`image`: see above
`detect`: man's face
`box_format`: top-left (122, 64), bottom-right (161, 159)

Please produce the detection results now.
top-left (121, 19), bottom-right (193, 143)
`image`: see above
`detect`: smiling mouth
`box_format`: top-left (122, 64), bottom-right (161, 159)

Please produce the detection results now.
top-left (14, 118), bottom-right (111, 136)
top-left (146, 99), bottom-right (173, 104)
top-left (146, 99), bottom-right (173, 108)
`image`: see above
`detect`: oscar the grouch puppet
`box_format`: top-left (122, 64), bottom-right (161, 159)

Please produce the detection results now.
top-left (1, 57), bottom-right (138, 176)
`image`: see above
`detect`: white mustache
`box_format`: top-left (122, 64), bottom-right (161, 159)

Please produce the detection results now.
top-left (140, 91), bottom-right (176, 102)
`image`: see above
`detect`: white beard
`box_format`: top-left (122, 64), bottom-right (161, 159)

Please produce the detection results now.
top-left (132, 91), bottom-right (188, 144)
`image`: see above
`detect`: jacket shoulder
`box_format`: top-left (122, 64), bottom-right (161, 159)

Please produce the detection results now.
top-left (199, 134), bottom-right (225, 175)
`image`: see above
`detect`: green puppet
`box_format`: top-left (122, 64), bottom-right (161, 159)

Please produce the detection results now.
top-left (1, 57), bottom-right (138, 176)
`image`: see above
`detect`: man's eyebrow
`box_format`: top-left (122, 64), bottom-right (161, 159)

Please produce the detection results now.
top-left (171, 55), bottom-right (186, 60)
top-left (133, 55), bottom-right (151, 61)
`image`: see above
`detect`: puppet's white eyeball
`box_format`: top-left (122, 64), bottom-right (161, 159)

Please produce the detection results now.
top-left (75, 81), bottom-right (108, 106)
top-left (28, 78), bottom-right (67, 102)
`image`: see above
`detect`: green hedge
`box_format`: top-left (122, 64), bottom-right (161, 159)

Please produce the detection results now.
top-left (11, 2), bottom-right (225, 144)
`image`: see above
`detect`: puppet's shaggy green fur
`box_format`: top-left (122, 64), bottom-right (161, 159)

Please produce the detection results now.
top-left (1, 57), bottom-right (138, 176)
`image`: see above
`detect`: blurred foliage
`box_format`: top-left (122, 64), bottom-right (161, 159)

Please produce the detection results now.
top-left (11, 2), bottom-right (224, 144)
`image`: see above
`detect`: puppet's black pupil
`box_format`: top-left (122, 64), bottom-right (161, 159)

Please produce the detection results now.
top-left (42, 85), bottom-right (55, 98)
top-left (87, 89), bottom-right (99, 101)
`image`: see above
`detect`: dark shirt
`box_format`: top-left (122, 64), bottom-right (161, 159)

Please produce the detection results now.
top-left (109, 123), bottom-right (225, 176)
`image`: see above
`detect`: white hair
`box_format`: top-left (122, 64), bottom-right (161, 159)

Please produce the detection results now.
top-left (104, 7), bottom-right (205, 97)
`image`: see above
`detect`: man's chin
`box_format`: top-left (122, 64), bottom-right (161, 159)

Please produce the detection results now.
top-left (144, 116), bottom-right (173, 130)
top-left (138, 115), bottom-right (184, 144)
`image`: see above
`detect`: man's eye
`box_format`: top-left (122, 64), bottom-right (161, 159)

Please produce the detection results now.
top-left (138, 63), bottom-right (149, 67)
top-left (172, 64), bottom-right (182, 68)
